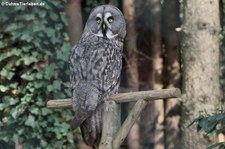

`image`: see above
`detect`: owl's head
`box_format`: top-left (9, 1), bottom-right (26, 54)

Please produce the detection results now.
top-left (85, 5), bottom-right (126, 39)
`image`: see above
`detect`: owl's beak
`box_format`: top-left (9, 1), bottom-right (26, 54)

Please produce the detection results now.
top-left (101, 22), bottom-right (107, 30)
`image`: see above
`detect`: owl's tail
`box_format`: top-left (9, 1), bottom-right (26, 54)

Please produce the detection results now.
top-left (80, 105), bottom-right (103, 147)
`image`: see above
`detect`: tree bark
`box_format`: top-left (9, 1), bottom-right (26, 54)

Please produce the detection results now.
top-left (181, 0), bottom-right (221, 148)
top-left (65, 0), bottom-right (83, 46)
top-left (135, 0), bottom-right (163, 148)
top-left (123, 0), bottom-right (140, 148)
top-left (65, 1), bottom-right (86, 148)
top-left (162, 0), bottom-right (181, 149)
top-left (123, 0), bottom-right (139, 91)
top-left (108, 0), bottom-right (119, 6)
top-left (113, 99), bottom-right (147, 149)
top-left (99, 101), bottom-right (120, 149)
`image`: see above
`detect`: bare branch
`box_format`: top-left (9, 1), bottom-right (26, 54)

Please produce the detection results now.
top-left (47, 99), bottom-right (72, 108)
top-left (110, 88), bottom-right (181, 103)
top-left (47, 88), bottom-right (181, 108)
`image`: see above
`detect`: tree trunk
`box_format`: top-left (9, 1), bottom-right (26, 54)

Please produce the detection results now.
top-left (162, 0), bottom-right (181, 149)
top-left (109, 0), bottom-right (118, 6)
top-left (135, 0), bottom-right (163, 148)
top-left (65, 1), bottom-right (87, 149)
top-left (65, 0), bottom-right (83, 46)
top-left (123, 0), bottom-right (139, 91)
top-left (123, 0), bottom-right (140, 148)
top-left (181, 0), bottom-right (221, 148)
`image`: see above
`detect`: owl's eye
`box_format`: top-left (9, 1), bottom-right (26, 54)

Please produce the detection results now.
top-left (96, 17), bottom-right (101, 24)
top-left (107, 17), bottom-right (113, 23)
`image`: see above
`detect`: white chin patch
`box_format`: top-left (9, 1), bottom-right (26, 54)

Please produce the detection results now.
top-left (94, 31), bottom-right (104, 37)
top-left (93, 30), bottom-right (118, 39)
top-left (106, 30), bottom-right (118, 39)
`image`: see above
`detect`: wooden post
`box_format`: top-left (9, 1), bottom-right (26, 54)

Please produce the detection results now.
top-left (113, 99), bottom-right (147, 149)
top-left (99, 101), bottom-right (120, 149)
top-left (46, 88), bottom-right (181, 148)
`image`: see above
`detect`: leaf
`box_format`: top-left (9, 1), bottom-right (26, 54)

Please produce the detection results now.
top-left (60, 12), bottom-right (68, 25)
top-left (0, 85), bottom-right (9, 92)
top-left (44, 65), bottom-right (56, 79)
top-left (64, 88), bottom-right (72, 97)
top-left (40, 139), bottom-right (47, 147)
top-left (215, 113), bottom-right (225, 121)
top-left (29, 107), bottom-right (40, 115)
top-left (55, 23), bottom-right (63, 31)
top-left (33, 81), bottom-right (45, 88)
top-left (49, 12), bottom-right (58, 21)
top-left (9, 82), bottom-right (18, 88)
top-left (10, 106), bottom-right (25, 119)
top-left (0, 103), bottom-right (5, 110)
top-left (21, 72), bottom-right (35, 81)
top-left (198, 118), bottom-right (217, 133)
top-left (35, 98), bottom-right (44, 106)
top-left (24, 14), bottom-right (35, 21)
top-left (187, 118), bottom-right (198, 128)
top-left (5, 97), bottom-right (18, 106)
top-left (41, 108), bottom-right (52, 116)
top-left (45, 28), bottom-right (55, 38)
top-left (0, 53), bottom-right (8, 62)
top-left (20, 53), bottom-right (38, 65)
top-left (56, 43), bottom-right (71, 61)
top-left (207, 142), bottom-right (225, 149)
top-left (53, 80), bottom-right (61, 90)
top-left (0, 68), bottom-right (14, 80)
top-left (25, 115), bottom-right (36, 128)
top-left (216, 128), bottom-right (224, 135)
top-left (21, 94), bottom-right (33, 103)
top-left (37, 10), bottom-right (47, 18)
top-left (20, 30), bottom-right (33, 42)
top-left (5, 23), bottom-right (19, 32)
top-left (17, 128), bottom-right (24, 135)
top-left (0, 41), bottom-right (7, 49)
top-left (47, 85), bottom-right (54, 92)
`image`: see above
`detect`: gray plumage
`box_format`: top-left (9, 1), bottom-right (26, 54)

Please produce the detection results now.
top-left (69, 5), bottom-right (126, 147)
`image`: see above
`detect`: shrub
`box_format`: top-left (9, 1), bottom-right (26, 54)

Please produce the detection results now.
top-left (0, 0), bottom-right (75, 148)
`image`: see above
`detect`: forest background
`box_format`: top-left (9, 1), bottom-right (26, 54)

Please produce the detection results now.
top-left (0, 0), bottom-right (224, 149)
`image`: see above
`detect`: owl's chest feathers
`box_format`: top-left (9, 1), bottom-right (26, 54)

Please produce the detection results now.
top-left (75, 36), bottom-right (123, 82)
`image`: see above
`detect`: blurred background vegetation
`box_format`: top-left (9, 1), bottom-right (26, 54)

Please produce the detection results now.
top-left (0, 0), bottom-right (74, 148)
top-left (0, 0), bottom-right (224, 149)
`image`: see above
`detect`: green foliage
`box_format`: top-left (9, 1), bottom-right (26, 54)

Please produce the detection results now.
top-left (0, 0), bottom-right (75, 148)
top-left (189, 111), bottom-right (225, 149)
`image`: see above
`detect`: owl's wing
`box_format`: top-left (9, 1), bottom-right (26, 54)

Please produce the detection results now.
top-left (69, 44), bottom-right (85, 85)
top-left (69, 44), bottom-right (103, 127)
top-left (69, 41), bottom-right (123, 146)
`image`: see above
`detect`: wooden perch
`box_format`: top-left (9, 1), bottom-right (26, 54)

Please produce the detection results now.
top-left (99, 101), bottom-right (120, 149)
top-left (113, 99), bottom-right (147, 149)
top-left (47, 88), bottom-right (181, 108)
top-left (47, 88), bottom-right (181, 149)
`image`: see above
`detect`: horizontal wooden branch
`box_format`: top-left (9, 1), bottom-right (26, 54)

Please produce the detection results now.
top-left (47, 88), bottom-right (181, 108)
top-left (110, 88), bottom-right (181, 103)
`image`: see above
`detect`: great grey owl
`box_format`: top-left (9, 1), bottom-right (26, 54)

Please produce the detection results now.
top-left (69, 5), bottom-right (126, 147)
